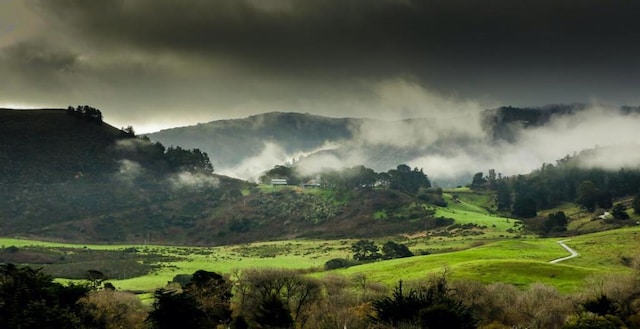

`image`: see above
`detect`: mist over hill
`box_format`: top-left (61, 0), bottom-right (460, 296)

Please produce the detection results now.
top-left (0, 109), bottom-right (453, 244)
top-left (148, 104), bottom-right (640, 185)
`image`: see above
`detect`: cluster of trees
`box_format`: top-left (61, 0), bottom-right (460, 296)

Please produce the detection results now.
top-left (260, 164), bottom-right (432, 195)
top-left (324, 240), bottom-right (414, 270)
top-left (350, 239), bottom-right (414, 261)
top-left (67, 105), bottom-right (103, 124)
top-left (164, 145), bottom-right (214, 174)
top-left (472, 155), bottom-right (640, 220)
top-left (118, 136), bottom-right (214, 175)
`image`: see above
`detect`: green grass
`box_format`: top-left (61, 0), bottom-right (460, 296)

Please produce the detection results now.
top-left (4, 207), bottom-right (640, 295)
top-left (329, 238), bottom-right (611, 293)
top-left (437, 193), bottom-right (519, 233)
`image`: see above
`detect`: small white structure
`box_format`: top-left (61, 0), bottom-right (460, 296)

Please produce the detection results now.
top-left (271, 178), bottom-right (288, 186)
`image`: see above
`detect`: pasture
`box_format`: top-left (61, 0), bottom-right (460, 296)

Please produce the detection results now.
top-left (3, 225), bottom-right (639, 294)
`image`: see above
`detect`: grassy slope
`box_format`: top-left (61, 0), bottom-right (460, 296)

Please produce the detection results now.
top-left (331, 238), bottom-right (598, 292)
top-left (2, 186), bottom-right (637, 294)
top-left (4, 226), bottom-right (639, 293)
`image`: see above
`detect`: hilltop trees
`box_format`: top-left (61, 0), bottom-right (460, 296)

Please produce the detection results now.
top-left (67, 105), bottom-right (103, 124)
top-left (388, 164), bottom-right (431, 194)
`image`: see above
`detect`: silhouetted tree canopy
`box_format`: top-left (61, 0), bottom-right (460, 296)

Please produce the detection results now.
top-left (0, 263), bottom-right (91, 329)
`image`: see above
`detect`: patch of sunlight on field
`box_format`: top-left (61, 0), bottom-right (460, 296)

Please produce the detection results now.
top-left (330, 238), bottom-right (593, 292)
top-left (449, 260), bottom-right (603, 292)
top-left (8, 227), bottom-right (640, 293)
top-left (435, 203), bottom-right (517, 232)
top-left (559, 226), bottom-right (640, 270)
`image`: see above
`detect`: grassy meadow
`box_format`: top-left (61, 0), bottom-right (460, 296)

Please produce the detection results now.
top-left (2, 188), bottom-right (638, 295)
top-left (3, 226), bottom-right (639, 294)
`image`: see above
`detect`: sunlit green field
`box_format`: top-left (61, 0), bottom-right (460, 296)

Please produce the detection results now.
top-left (4, 226), bottom-right (639, 294)
top-left (3, 182), bottom-right (639, 296)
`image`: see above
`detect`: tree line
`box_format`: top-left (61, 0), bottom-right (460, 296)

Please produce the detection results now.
top-left (471, 153), bottom-right (640, 220)
top-left (67, 105), bottom-right (103, 124)
top-left (6, 262), bottom-right (640, 329)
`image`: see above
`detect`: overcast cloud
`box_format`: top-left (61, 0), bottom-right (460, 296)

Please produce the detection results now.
top-left (1, 0), bottom-right (640, 132)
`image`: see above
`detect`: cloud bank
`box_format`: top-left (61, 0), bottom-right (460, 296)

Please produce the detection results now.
top-left (2, 0), bottom-right (640, 132)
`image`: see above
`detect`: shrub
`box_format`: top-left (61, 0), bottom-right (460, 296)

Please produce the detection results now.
top-left (324, 258), bottom-right (355, 270)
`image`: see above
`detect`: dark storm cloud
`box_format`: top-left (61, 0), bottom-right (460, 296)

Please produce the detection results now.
top-left (0, 39), bottom-right (80, 96)
top-left (30, 0), bottom-right (640, 76)
top-left (20, 0), bottom-right (640, 108)
top-left (3, 0), bottom-right (640, 132)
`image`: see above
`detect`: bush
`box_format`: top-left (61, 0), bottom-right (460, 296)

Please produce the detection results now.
top-left (612, 203), bottom-right (630, 220)
top-left (324, 258), bottom-right (356, 270)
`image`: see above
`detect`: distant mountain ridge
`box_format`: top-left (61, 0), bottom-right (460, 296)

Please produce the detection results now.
top-left (148, 104), bottom-right (636, 183)
top-left (148, 112), bottom-right (360, 173)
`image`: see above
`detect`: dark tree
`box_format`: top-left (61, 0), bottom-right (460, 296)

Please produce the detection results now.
top-left (253, 293), bottom-right (294, 329)
top-left (0, 264), bottom-right (90, 329)
top-left (577, 180), bottom-right (601, 211)
top-left (185, 270), bottom-right (233, 327)
top-left (611, 203), bottom-right (630, 220)
top-left (147, 270), bottom-right (232, 329)
top-left (85, 269), bottom-right (107, 290)
top-left (583, 295), bottom-right (618, 317)
top-left (370, 274), bottom-right (476, 328)
top-left (351, 239), bottom-right (382, 261)
top-left (633, 193), bottom-right (640, 214)
top-left (324, 258), bottom-right (354, 270)
top-left (542, 211), bottom-right (568, 234)
top-left (147, 289), bottom-right (207, 329)
top-left (388, 165), bottom-right (431, 194)
top-left (166, 146), bottom-right (214, 174)
top-left (470, 172), bottom-right (486, 189)
top-left (495, 180), bottom-right (512, 211)
top-left (382, 241), bottom-right (414, 260)
top-left (512, 195), bottom-right (537, 218)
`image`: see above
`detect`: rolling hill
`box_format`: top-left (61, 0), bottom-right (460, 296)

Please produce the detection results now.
top-left (0, 109), bottom-right (469, 245)
top-left (148, 104), bottom-right (640, 184)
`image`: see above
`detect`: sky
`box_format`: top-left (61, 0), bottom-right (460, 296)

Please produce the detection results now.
top-left (2, 0), bottom-right (640, 133)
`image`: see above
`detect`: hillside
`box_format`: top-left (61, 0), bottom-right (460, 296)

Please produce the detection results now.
top-left (0, 109), bottom-right (468, 245)
top-left (2, 107), bottom-right (639, 246)
top-left (0, 108), bottom-right (127, 183)
top-left (147, 112), bottom-right (360, 176)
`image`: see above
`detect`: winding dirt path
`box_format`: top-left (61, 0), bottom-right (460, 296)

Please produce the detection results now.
top-left (549, 240), bottom-right (579, 264)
